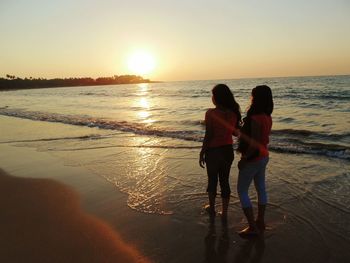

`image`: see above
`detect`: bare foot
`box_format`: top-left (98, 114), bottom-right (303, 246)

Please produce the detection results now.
top-left (204, 204), bottom-right (216, 216)
top-left (238, 226), bottom-right (260, 239)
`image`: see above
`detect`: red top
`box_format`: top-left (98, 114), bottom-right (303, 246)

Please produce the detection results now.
top-left (205, 108), bottom-right (238, 148)
top-left (250, 114), bottom-right (272, 160)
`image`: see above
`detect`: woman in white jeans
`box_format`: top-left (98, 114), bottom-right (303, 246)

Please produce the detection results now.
top-left (237, 85), bottom-right (274, 237)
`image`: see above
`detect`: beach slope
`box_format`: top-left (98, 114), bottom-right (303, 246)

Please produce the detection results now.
top-left (0, 168), bottom-right (150, 263)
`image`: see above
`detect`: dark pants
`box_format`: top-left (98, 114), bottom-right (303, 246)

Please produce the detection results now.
top-left (205, 145), bottom-right (234, 198)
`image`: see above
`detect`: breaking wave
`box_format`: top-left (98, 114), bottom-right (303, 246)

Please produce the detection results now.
top-left (1, 107), bottom-right (349, 160)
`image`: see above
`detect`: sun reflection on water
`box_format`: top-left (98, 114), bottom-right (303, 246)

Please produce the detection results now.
top-left (138, 83), bottom-right (149, 93)
top-left (139, 97), bottom-right (150, 109)
top-left (127, 136), bottom-right (171, 214)
top-left (138, 111), bottom-right (150, 119)
top-left (135, 84), bottom-right (155, 124)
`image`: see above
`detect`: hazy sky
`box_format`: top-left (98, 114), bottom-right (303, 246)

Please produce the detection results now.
top-left (1, 0), bottom-right (349, 81)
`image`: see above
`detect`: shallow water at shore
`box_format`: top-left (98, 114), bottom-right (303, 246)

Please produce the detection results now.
top-left (1, 115), bottom-right (350, 262)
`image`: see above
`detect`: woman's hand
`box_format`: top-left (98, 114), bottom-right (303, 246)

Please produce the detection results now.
top-left (233, 127), bottom-right (241, 137)
top-left (199, 150), bottom-right (206, 168)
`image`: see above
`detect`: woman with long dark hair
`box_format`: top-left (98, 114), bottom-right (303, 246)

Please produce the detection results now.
top-left (199, 84), bottom-right (241, 220)
top-left (237, 85), bottom-right (273, 237)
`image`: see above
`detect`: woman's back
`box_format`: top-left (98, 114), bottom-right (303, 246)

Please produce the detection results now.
top-left (205, 108), bottom-right (237, 148)
top-left (251, 113), bottom-right (272, 148)
top-left (251, 113), bottom-right (272, 159)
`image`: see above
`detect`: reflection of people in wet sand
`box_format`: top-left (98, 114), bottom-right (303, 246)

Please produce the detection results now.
top-left (204, 220), bottom-right (230, 263)
top-left (237, 85), bottom-right (274, 237)
top-left (233, 238), bottom-right (265, 263)
top-left (204, 217), bottom-right (265, 263)
top-left (0, 169), bottom-right (150, 263)
top-left (199, 84), bottom-right (241, 220)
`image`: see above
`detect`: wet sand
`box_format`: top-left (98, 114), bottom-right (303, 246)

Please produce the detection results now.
top-left (0, 144), bottom-right (347, 263)
top-left (0, 168), bottom-right (150, 263)
top-left (1, 115), bottom-right (350, 263)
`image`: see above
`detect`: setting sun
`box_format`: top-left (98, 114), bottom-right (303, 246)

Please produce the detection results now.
top-left (127, 51), bottom-right (156, 75)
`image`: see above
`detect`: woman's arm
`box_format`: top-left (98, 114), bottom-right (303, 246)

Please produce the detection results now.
top-left (199, 111), bottom-right (213, 168)
top-left (232, 125), bottom-right (240, 137)
top-left (242, 119), bottom-right (262, 160)
top-left (238, 119), bottom-right (262, 169)
top-left (232, 113), bottom-right (241, 137)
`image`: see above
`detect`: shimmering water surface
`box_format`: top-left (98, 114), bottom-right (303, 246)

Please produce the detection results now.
top-left (1, 76), bottom-right (349, 158)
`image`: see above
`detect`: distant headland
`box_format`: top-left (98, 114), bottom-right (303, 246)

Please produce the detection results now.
top-left (0, 75), bottom-right (160, 91)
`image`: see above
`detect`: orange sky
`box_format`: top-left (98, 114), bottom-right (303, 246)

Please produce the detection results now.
top-left (0, 0), bottom-right (349, 81)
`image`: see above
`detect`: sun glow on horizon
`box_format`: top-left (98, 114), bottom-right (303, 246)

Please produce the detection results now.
top-left (127, 51), bottom-right (156, 76)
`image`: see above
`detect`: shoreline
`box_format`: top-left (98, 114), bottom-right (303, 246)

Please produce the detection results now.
top-left (0, 81), bottom-right (163, 92)
top-left (1, 115), bottom-right (350, 262)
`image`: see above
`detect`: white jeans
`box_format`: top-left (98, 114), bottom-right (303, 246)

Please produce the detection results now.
top-left (237, 157), bottom-right (269, 208)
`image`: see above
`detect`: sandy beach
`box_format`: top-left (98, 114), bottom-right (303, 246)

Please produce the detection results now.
top-left (1, 114), bottom-right (349, 263)
top-left (0, 144), bottom-right (266, 263)
top-left (0, 167), bottom-right (150, 263)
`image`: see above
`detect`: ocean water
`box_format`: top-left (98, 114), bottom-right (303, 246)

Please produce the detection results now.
top-left (1, 75), bottom-right (350, 261)
top-left (1, 76), bottom-right (349, 158)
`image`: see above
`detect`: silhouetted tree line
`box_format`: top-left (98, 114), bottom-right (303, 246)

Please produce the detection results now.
top-left (0, 74), bottom-right (153, 90)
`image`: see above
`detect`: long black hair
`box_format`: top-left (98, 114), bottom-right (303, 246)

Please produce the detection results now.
top-left (212, 84), bottom-right (241, 128)
top-left (237, 85), bottom-right (273, 156)
top-left (247, 85), bottom-right (274, 117)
